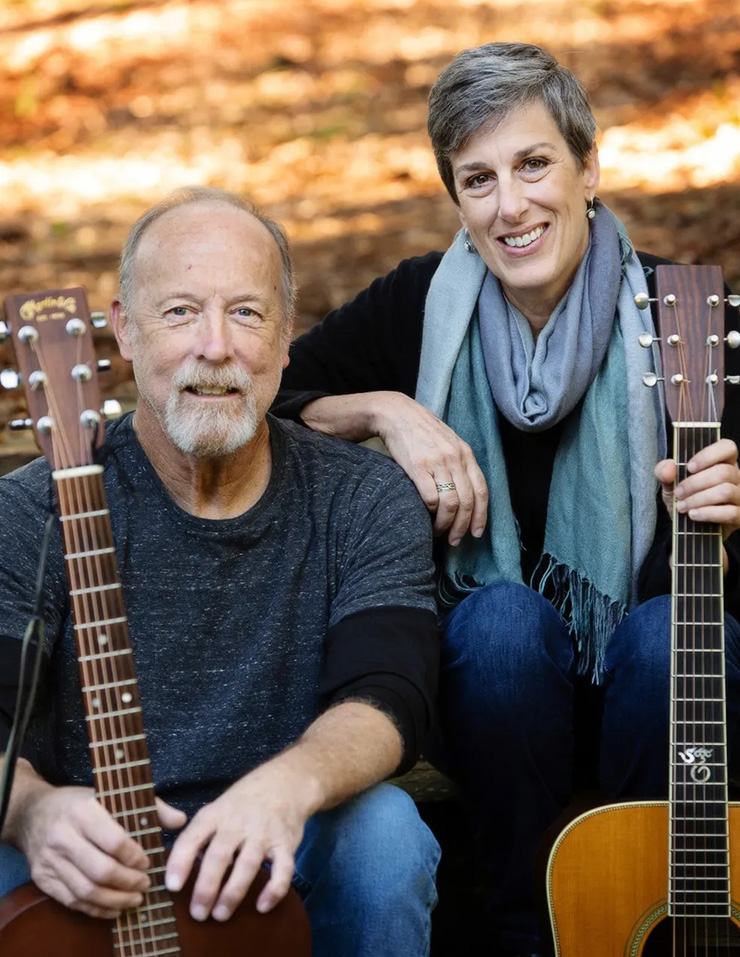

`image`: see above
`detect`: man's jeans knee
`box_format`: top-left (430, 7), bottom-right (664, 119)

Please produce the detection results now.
top-left (0, 843), bottom-right (30, 898)
top-left (294, 783), bottom-right (440, 957)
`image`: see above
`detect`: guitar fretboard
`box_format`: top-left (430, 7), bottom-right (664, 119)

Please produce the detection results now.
top-left (53, 465), bottom-right (181, 956)
top-left (669, 423), bottom-right (730, 918)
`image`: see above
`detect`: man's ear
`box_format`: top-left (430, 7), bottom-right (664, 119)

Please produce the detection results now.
top-left (281, 317), bottom-right (294, 369)
top-left (109, 300), bottom-right (133, 362)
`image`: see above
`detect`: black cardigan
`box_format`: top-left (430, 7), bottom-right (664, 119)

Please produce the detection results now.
top-left (273, 250), bottom-right (740, 619)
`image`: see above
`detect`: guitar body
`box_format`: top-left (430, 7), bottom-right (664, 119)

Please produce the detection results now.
top-left (0, 867), bottom-right (311, 956)
top-left (547, 801), bottom-right (740, 955)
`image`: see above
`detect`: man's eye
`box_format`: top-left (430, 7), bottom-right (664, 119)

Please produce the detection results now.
top-left (169, 306), bottom-right (190, 316)
top-left (236, 307), bottom-right (255, 317)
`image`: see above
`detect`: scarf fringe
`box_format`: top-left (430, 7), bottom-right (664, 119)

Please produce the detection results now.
top-left (439, 557), bottom-right (626, 684)
top-left (536, 554), bottom-right (625, 683)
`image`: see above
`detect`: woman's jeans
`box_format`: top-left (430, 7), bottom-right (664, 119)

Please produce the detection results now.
top-left (0, 782), bottom-right (440, 957)
top-left (439, 583), bottom-right (740, 954)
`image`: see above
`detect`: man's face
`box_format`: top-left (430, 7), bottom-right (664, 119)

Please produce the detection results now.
top-left (114, 202), bottom-right (289, 459)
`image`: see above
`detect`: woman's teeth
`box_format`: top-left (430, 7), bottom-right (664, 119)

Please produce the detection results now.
top-left (502, 225), bottom-right (545, 248)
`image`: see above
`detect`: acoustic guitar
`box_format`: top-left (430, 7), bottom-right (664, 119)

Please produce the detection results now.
top-left (546, 266), bottom-right (740, 955)
top-left (0, 287), bottom-right (311, 956)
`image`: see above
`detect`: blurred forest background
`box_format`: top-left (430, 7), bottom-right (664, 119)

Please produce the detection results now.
top-left (0, 0), bottom-right (739, 449)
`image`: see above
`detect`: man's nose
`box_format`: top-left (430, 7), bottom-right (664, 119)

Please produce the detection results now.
top-left (197, 311), bottom-right (233, 362)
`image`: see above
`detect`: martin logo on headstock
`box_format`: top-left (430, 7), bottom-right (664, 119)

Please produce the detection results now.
top-left (0, 287), bottom-right (117, 469)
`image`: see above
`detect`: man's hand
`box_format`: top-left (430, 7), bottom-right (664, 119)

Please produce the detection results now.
top-left (655, 438), bottom-right (740, 570)
top-left (13, 781), bottom-right (185, 919)
top-left (165, 762), bottom-right (312, 922)
top-left (302, 392), bottom-right (489, 546)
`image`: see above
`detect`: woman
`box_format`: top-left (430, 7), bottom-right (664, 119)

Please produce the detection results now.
top-left (273, 43), bottom-right (740, 956)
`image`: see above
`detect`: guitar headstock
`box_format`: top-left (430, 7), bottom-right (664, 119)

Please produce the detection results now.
top-left (652, 265), bottom-right (729, 425)
top-left (2, 287), bottom-right (107, 470)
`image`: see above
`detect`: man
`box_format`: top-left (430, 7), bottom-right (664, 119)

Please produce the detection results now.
top-left (0, 187), bottom-right (441, 956)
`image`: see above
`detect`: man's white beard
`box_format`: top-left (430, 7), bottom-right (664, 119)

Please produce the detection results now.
top-left (161, 360), bottom-right (258, 458)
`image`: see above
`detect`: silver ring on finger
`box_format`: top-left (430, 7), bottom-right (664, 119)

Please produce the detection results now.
top-left (435, 481), bottom-right (457, 493)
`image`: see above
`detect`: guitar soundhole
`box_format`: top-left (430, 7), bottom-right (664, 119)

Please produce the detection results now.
top-left (642, 916), bottom-right (740, 954)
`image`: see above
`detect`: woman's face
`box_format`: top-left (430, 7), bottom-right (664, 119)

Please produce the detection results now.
top-left (452, 100), bottom-right (600, 324)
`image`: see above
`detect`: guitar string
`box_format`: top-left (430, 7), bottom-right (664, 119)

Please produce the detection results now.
top-left (34, 333), bottom-right (135, 957)
top-left (28, 336), bottom-right (130, 951)
top-left (67, 335), bottom-right (169, 957)
top-left (675, 310), bottom-right (689, 951)
top-left (69, 466), bottom-right (163, 957)
top-left (32, 334), bottom-right (167, 957)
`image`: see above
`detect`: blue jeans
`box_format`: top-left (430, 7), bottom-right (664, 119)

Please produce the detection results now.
top-left (439, 582), bottom-right (740, 954)
top-left (0, 782), bottom-right (439, 957)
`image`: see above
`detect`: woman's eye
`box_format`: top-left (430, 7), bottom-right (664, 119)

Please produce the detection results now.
top-left (467, 173), bottom-right (492, 189)
top-left (522, 157), bottom-right (547, 173)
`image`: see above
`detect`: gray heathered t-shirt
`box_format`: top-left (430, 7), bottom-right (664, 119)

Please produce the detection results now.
top-left (0, 414), bottom-right (436, 821)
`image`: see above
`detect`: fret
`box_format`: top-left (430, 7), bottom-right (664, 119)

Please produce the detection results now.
top-left (111, 804), bottom-right (158, 819)
top-left (670, 864), bottom-right (730, 871)
top-left (674, 621), bottom-right (724, 627)
top-left (75, 616), bottom-right (128, 630)
top-left (674, 696), bottom-right (725, 703)
top-left (85, 706), bottom-right (142, 722)
top-left (128, 826), bottom-right (162, 839)
top-left (59, 509), bottom-right (110, 521)
top-left (81, 678), bottom-right (137, 693)
top-left (671, 910), bottom-right (732, 918)
top-left (89, 732), bottom-right (146, 748)
top-left (120, 915), bottom-right (175, 932)
top-left (96, 781), bottom-right (153, 799)
top-left (78, 648), bottom-right (132, 662)
top-left (147, 884), bottom-right (168, 893)
top-left (65, 547), bottom-right (117, 559)
top-left (132, 900), bottom-right (175, 912)
top-left (113, 945), bottom-right (181, 957)
top-left (114, 931), bottom-right (179, 947)
top-left (70, 582), bottom-right (121, 596)
top-left (147, 866), bottom-right (167, 876)
top-left (679, 593), bottom-right (724, 599)
top-left (93, 758), bottom-right (151, 774)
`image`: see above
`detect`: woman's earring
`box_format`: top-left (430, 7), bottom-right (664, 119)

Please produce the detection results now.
top-left (586, 199), bottom-right (596, 220)
top-left (463, 229), bottom-right (476, 252)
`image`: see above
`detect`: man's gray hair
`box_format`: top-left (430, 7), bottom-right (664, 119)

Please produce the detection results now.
top-left (428, 42), bottom-right (597, 202)
top-left (118, 186), bottom-right (297, 325)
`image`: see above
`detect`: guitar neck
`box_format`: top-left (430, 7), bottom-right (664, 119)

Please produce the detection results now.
top-left (53, 465), bottom-right (164, 842)
top-left (669, 421), bottom-right (730, 917)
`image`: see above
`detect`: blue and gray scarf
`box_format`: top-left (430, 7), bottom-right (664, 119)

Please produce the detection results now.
top-left (416, 204), bottom-right (666, 679)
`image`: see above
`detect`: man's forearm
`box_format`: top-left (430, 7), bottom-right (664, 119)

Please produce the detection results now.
top-left (0, 755), bottom-right (54, 848)
top-left (268, 699), bottom-right (403, 818)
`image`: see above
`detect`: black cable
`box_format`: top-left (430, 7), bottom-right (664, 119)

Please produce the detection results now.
top-left (0, 511), bottom-right (56, 835)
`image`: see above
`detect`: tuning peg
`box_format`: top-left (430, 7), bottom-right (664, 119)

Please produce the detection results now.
top-left (726, 376), bottom-right (740, 385)
top-left (643, 373), bottom-right (664, 388)
top-left (727, 331), bottom-right (740, 349)
top-left (91, 312), bottom-right (108, 329)
top-left (727, 295), bottom-right (740, 309)
top-left (0, 369), bottom-right (20, 390)
top-left (102, 399), bottom-right (122, 420)
top-left (638, 333), bottom-right (657, 348)
top-left (9, 417), bottom-right (32, 431)
top-left (634, 293), bottom-right (658, 310)
top-left (97, 358), bottom-right (112, 373)
top-left (0, 320), bottom-right (9, 343)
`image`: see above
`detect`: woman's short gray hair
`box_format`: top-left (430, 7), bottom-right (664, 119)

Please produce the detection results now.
top-left (428, 42), bottom-right (597, 202)
top-left (119, 186), bottom-right (297, 326)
